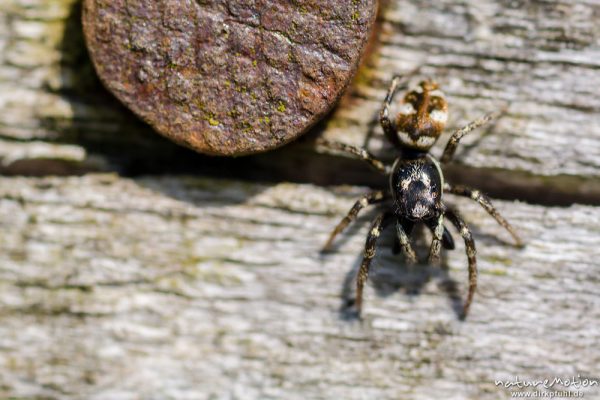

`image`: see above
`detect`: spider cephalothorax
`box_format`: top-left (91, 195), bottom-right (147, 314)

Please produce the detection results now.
top-left (319, 73), bottom-right (523, 319)
top-left (390, 157), bottom-right (443, 221)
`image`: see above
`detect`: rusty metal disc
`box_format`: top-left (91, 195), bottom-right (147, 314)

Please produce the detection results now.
top-left (82, 0), bottom-right (377, 156)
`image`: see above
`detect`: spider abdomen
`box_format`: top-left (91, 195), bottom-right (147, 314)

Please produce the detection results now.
top-left (390, 156), bottom-right (443, 221)
top-left (394, 81), bottom-right (448, 151)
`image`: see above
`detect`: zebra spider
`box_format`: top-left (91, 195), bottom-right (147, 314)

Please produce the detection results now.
top-left (319, 73), bottom-right (523, 319)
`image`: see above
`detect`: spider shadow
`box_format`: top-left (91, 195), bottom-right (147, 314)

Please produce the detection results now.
top-left (336, 223), bottom-right (466, 321)
top-left (317, 206), bottom-right (384, 261)
top-left (439, 94), bottom-right (510, 163)
top-left (362, 108), bottom-right (383, 149)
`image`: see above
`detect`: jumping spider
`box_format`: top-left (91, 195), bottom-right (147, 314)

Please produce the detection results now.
top-left (319, 73), bottom-right (523, 319)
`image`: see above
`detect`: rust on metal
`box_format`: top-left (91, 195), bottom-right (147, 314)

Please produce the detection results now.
top-left (82, 0), bottom-right (378, 156)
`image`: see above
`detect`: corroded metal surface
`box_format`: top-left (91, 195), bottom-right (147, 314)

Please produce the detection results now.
top-left (82, 0), bottom-right (377, 156)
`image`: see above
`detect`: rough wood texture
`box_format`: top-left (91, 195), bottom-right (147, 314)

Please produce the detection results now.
top-left (1, 1), bottom-right (600, 399)
top-left (1, 0), bottom-right (600, 202)
top-left (0, 175), bottom-right (598, 399)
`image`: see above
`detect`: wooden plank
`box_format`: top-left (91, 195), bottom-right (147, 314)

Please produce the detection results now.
top-left (1, 0), bottom-right (600, 203)
top-left (0, 175), bottom-right (598, 399)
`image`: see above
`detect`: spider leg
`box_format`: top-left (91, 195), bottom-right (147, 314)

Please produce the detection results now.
top-left (380, 68), bottom-right (421, 148)
top-left (440, 110), bottom-right (503, 164)
top-left (427, 213), bottom-right (445, 264)
top-left (396, 218), bottom-right (417, 264)
top-left (356, 212), bottom-right (392, 314)
top-left (393, 219), bottom-right (421, 254)
top-left (322, 190), bottom-right (387, 251)
top-left (316, 139), bottom-right (389, 174)
top-left (444, 208), bottom-right (478, 319)
top-left (444, 183), bottom-right (523, 247)
top-left (420, 223), bottom-right (455, 250)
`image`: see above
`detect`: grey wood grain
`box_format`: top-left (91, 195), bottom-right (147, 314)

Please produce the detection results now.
top-left (1, 1), bottom-right (599, 398)
top-left (0, 175), bottom-right (598, 399)
top-left (1, 0), bottom-right (600, 203)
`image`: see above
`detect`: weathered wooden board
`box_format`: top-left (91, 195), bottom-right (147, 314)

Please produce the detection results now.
top-left (0, 175), bottom-right (598, 399)
top-left (1, 0), bottom-right (600, 203)
top-left (1, 1), bottom-right (600, 398)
